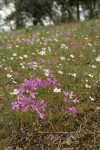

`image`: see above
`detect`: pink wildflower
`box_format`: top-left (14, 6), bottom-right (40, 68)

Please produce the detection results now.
top-left (68, 107), bottom-right (77, 116)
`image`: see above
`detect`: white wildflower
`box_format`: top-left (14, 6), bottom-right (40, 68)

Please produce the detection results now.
top-left (85, 37), bottom-right (88, 40)
top-left (58, 70), bottom-right (63, 74)
top-left (95, 55), bottom-right (100, 62)
top-left (93, 50), bottom-right (95, 52)
top-left (88, 43), bottom-right (92, 46)
top-left (32, 53), bottom-right (35, 55)
top-left (13, 53), bottom-right (17, 57)
top-left (71, 73), bottom-right (76, 77)
top-left (44, 69), bottom-right (50, 76)
top-left (22, 65), bottom-right (25, 69)
top-left (16, 45), bottom-right (19, 48)
top-left (53, 87), bottom-right (61, 93)
top-left (23, 55), bottom-right (28, 58)
top-left (86, 79), bottom-right (88, 82)
top-left (60, 56), bottom-right (65, 60)
top-left (19, 56), bottom-right (23, 60)
top-left (89, 96), bottom-right (94, 101)
top-left (38, 51), bottom-right (46, 55)
top-left (13, 81), bottom-right (17, 84)
top-left (88, 74), bottom-right (93, 78)
top-left (85, 84), bottom-right (91, 88)
top-left (91, 65), bottom-right (96, 68)
top-left (3, 59), bottom-right (5, 62)
top-left (70, 55), bottom-right (74, 58)
top-left (7, 74), bottom-right (12, 78)
top-left (10, 57), bottom-right (14, 60)
top-left (10, 89), bottom-right (19, 95)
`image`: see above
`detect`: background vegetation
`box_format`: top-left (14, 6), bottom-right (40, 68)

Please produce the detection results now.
top-left (0, 0), bottom-right (100, 29)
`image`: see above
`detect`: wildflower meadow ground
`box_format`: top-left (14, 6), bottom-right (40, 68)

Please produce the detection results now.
top-left (0, 20), bottom-right (100, 149)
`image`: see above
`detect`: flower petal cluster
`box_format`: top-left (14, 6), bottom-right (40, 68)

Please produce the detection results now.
top-left (68, 107), bottom-right (77, 116)
top-left (62, 91), bottom-right (79, 116)
top-left (11, 75), bottom-right (59, 119)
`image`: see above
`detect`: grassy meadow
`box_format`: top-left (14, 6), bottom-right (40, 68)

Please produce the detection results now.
top-left (0, 20), bottom-right (100, 149)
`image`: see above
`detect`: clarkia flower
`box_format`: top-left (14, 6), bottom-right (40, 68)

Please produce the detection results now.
top-left (73, 98), bottom-right (79, 103)
top-left (64, 91), bottom-right (74, 101)
top-left (30, 92), bottom-right (38, 99)
top-left (11, 75), bottom-right (59, 119)
top-left (12, 102), bottom-right (20, 110)
top-left (68, 107), bottom-right (77, 116)
top-left (62, 91), bottom-right (79, 116)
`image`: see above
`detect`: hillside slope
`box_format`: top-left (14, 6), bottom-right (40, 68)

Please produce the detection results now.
top-left (0, 20), bottom-right (100, 149)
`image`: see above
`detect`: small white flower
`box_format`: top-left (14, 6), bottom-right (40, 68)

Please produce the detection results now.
top-left (13, 53), bottom-right (17, 56)
top-left (71, 73), bottom-right (76, 77)
top-left (10, 89), bottom-right (19, 95)
top-left (58, 70), bottom-right (63, 74)
top-left (79, 53), bottom-right (83, 57)
top-left (3, 59), bottom-right (5, 62)
top-left (13, 81), bottom-right (17, 84)
top-left (88, 74), bottom-right (93, 78)
top-left (10, 57), bottom-right (14, 60)
top-left (19, 56), bottom-right (23, 60)
top-left (16, 45), bottom-right (19, 48)
top-left (7, 74), bottom-right (12, 78)
top-left (86, 79), bottom-right (88, 82)
top-left (44, 73), bottom-right (49, 76)
top-left (20, 63), bottom-right (23, 66)
top-left (88, 43), bottom-right (92, 46)
top-left (93, 50), bottom-right (96, 52)
top-left (96, 79), bottom-right (100, 83)
top-left (60, 56), bottom-right (65, 60)
top-left (96, 36), bottom-right (99, 38)
top-left (61, 43), bottom-right (65, 48)
top-left (53, 87), bottom-right (61, 93)
top-left (89, 96), bottom-right (94, 101)
top-left (85, 37), bottom-right (88, 40)
top-left (32, 53), bottom-right (35, 55)
top-left (23, 55), bottom-right (28, 58)
top-left (95, 55), bottom-right (100, 62)
top-left (55, 39), bottom-right (58, 42)
top-left (31, 62), bottom-right (38, 69)
top-left (22, 65), bottom-right (25, 69)
top-left (91, 65), bottom-right (96, 68)
top-left (65, 46), bottom-right (68, 49)
top-left (42, 48), bottom-right (46, 50)
top-left (38, 51), bottom-right (46, 55)
top-left (61, 43), bottom-right (68, 49)
top-left (44, 69), bottom-right (50, 76)
top-left (70, 55), bottom-right (74, 58)
top-left (85, 84), bottom-right (91, 88)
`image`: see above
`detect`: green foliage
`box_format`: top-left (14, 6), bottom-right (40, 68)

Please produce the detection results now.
top-left (1, 0), bottom-right (100, 29)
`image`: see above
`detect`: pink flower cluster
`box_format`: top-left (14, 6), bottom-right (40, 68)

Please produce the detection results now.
top-left (62, 91), bottom-right (79, 116)
top-left (11, 75), bottom-right (59, 119)
top-left (12, 74), bottom-right (79, 119)
top-left (23, 38), bottom-right (32, 44)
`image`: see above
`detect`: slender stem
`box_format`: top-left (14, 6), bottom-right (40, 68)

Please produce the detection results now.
top-left (0, 76), bottom-right (11, 107)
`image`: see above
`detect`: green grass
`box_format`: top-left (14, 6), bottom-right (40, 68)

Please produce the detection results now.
top-left (0, 20), bottom-right (100, 149)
